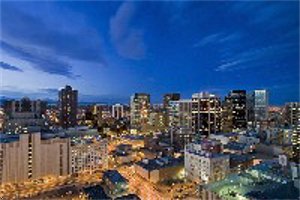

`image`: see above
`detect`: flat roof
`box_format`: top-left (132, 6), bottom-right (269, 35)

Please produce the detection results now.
top-left (136, 156), bottom-right (183, 171)
top-left (103, 170), bottom-right (128, 184)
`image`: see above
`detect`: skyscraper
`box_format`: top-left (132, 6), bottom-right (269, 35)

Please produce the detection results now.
top-left (168, 99), bottom-right (193, 148)
top-left (285, 102), bottom-right (300, 163)
top-left (58, 85), bottom-right (78, 129)
top-left (222, 90), bottom-right (247, 132)
top-left (254, 90), bottom-right (269, 121)
top-left (163, 93), bottom-right (181, 127)
top-left (284, 102), bottom-right (300, 127)
top-left (130, 93), bottom-right (150, 130)
top-left (163, 93), bottom-right (181, 110)
top-left (247, 90), bottom-right (269, 123)
top-left (192, 92), bottom-right (221, 138)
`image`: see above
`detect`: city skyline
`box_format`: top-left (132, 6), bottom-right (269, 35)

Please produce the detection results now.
top-left (1, 1), bottom-right (299, 105)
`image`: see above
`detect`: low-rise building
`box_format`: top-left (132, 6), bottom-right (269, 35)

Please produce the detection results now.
top-left (134, 157), bottom-right (184, 183)
top-left (203, 161), bottom-right (299, 200)
top-left (223, 142), bottom-right (251, 154)
top-left (185, 142), bottom-right (229, 184)
top-left (103, 170), bottom-right (129, 198)
top-left (229, 154), bottom-right (254, 173)
top-left (71, 138), bottom-right (108, 173)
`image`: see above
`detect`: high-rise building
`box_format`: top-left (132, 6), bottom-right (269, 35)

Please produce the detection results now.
top-left (285, 103), bottom-right (300, 163)
top-left (284, 102), bottom-right (300, 127)
top-left (130, 93), bottom-right (150, 129)
top-left (247, 90), bottom-right (269, 123)
top-left (58, 85), bottom-right (78, 129)
top-left (112, 104), bottom-right (124, 119)
top-left (168, 99), bottom-right (194, 149)
top-left (0, 132), bottom-right (71, 184)
top-left (3, 97), bottom-right (47, 134)
top-left (222, 90), bottom-right (247, 132)
top-left (192, 92), bottom-right (222, 138)
top-left (163, 93), bottom-right (180, 127)
top-left (163, 93), bottom-right (180, 110)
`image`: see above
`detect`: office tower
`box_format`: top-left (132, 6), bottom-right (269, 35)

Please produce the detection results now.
top-left (163, 93), bottom-right (180, 126)
top-left (222, 90), bottom-right (247, 132)
top-left (130, 93), bottom-right (150, 129)
top-left (3, 97), bottom-right (47, 134)
top-left (247, 90), bottom-right (269, 123)
top-left (285, 103), bottom-right (300, 163)
top-left (192, 92), bottom-right (222, 138)
top-left (58, 85), bottom-right (78, 129)
top-left (284, 102), bottom-right (300, 127)
top-left (112, 104), bottom-right (124, 119)
top-left (0, 132), bottom-right (71, 184)
top-left (168, 99), bottom-right (194, 148)
top-left (163, 93), bottom-right (181, 110)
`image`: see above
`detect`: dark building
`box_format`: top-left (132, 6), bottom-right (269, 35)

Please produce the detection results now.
top-left (103, 170), bottom-right (128, 197)
top-left (163, 93), bottom-right (180, 127)
top-left (284, 102), bottom-right (300, 127)
top-left (163, 93), bottom-right (180, 110)
top-left (192, 92), bottom-right (221, 138)
top-left (4, 97), bottom-right (47, 116)
top-left (222, 90), bottom-right (247, 132)
top-left (247, 90), bottom-right (269, 124)
top-left (3, 97), bottom-right (47, 133)
top-left (58, 85), bottom-right (78, 129)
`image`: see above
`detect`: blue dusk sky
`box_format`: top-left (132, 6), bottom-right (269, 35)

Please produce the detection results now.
top-left (0, 1), bottom-right (299, 105)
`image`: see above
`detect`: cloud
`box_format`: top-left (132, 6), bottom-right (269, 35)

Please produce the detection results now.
top-left (0, 3), bottom-right (105, 78)
top-left (1, 41), bottom-right (75, 78)
top-left (193, 32), bottom-right (242, 47)
top-left (215, 43), bottom-right (297, 72)
top-left (39, 88), bottom-right (59, 94)
top-left (110, 2), bottom-right (146, 60)
top-left (0, 61), bottom-right (23, 72)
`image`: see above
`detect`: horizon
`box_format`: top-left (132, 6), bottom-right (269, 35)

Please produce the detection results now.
top-left (1, 1), bottom-right (299, 105)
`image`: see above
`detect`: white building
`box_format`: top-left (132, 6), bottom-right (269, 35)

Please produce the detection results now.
top-left (71, 138), bottom-right (108, 173)
top-left (112, 104), bottom-right (124, 119)
top-left (184, 142), bottom-right (229, 184)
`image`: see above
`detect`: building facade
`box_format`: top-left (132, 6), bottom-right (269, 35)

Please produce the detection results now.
top-left (71, 138), bottom-right (108, 173)
top-left (222, 90), bottom-right (247, 132)
top-left (0, 132), bottom-right (71, 184)
top-left (284, 102), bottom-right (300, 127)
top-left (130, 93), bottom-right (150, 130)
top-left (184, 142), bottom-right (229, 184)
top-left (58, 85), bottom-right (78, 129)
top-left (3, 97), bottom-right (47, 134)
top-left (248, 90), bottom-right (269, 123)
top-left (168, 99), bottom-right (193, 149)
top-left (134, 157), bottom-right (184, 183)
top-left (192, 93), bottom-right (222, 138)
top-left (289, 103), bottom-right (300, 163)
top-left (112, 104), bottom-right (124, 119)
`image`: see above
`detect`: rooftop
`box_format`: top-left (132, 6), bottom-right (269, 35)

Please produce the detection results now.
top-left (103, 170), bottom-right (128, 184)
top-left (0, 134), bottom-right (19, 143)
top-left (224, 142), bottom-right (248, 151)
top-left (136, 156), bottom-right (183, 171)
top-left (204, 161), bottom-right (297, 200)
